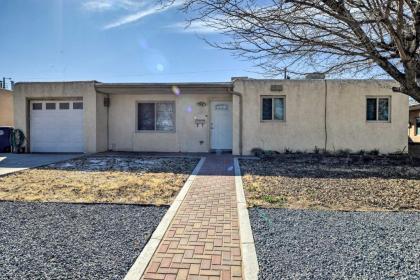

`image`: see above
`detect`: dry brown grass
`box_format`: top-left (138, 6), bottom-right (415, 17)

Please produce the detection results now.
top-left (0, 156), bottom-right (198, 205)
top-left (240, 154), bottom-right (420, 211)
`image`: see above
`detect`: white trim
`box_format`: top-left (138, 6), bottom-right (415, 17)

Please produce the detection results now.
top-left (234, 158), bottom-right (259, 280)
top-left (123, 157), bottom-right (206, 280)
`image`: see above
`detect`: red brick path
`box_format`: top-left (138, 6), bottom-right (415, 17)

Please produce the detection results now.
top-left (142, 155), bottom-right (242, 280)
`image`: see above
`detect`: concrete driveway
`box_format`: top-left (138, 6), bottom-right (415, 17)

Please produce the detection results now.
top-left (0, 153), bottom-right (83, 176)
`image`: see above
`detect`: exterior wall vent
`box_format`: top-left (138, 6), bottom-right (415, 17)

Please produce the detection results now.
top-left (270, 85), bottom-right (283, 92)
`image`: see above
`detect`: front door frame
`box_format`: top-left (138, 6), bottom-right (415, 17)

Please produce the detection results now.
top-left (209, 100), bottom-right (233, 152)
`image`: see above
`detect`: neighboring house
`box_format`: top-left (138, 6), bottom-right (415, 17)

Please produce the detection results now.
top-left (13, 78), bottom-right (408, 155)
top-left (409, 104), bottom-right (420, 143)
top-left (0, 88), bottom-right (14, 127)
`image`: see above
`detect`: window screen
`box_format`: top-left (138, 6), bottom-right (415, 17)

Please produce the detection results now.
top-left (32, 103), bottom-right (42, 110)
top-left (156, 102), bottom-right (175, 131)
top-left (138, 103), bottom-right (155, 130)
top-left (262, 98), bottom-right (273, 120)
top-left (46, 103), bottom-right (56, 110)
top-left (378, 98), bottom-right (389, 121)
top-left (261, 97), bottom-right (285, 121)
top-left (367, 97), bottom-right (390, 121)
top-left (73, 102), bottom-right (83, 109)
top-left (416, 118), bottom-right (420, 135)
top-left (59, 103), bottom-right (70, 110)
top-left (366, 98), bottom-right (377, 121)
top-left (273, 98), bottom-right (284, 120)
top-left (137, 102), bottom-right (175, 131)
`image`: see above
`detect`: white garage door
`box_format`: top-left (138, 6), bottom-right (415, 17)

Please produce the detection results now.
top-left (30, 100), bottom-right (84, 153)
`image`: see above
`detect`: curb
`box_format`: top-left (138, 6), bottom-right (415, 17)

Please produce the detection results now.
top-left (234, 157), bottom-right (259, 280)
top-left (123, 157), bottom-right (206, 280)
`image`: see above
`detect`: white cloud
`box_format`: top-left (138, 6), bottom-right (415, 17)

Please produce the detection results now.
top-left (82, 0), bottom-right (146, 12)
top-left (167, 20), bottom-right (222, 34)
top-left (82, 0), bottom-right (185, 30)
top-left (103, 4), bottom-right (171, 29)
top-left (82, 0), bottom-right (115, 12)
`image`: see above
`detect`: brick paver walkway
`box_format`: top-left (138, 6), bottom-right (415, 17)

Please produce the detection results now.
top-left (142, 155), bottom-right (242, 280)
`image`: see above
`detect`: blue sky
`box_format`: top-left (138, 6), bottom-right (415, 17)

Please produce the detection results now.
top-left (0, 0), bottom-right (261, 83)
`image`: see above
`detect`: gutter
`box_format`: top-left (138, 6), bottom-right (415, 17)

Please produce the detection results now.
top-left (231, 91), bottom-right (243, 155)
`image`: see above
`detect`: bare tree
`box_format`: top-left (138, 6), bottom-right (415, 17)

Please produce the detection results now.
top-left (169, 0), bottom-right (420, 101)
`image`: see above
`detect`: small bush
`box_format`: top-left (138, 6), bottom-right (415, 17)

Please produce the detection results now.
top-left (262, 195), bottom-right (287, 206)
top-left (250, 148), bottom-right (280, 158)
top-left (357, 149), bottom-right (366, 156)
top-left (250, 148), bottom-right (264, 157)
top-left (336, 149), bottom-right (351, 156)
top-left (368, 149), bottom-right (380, 156)
top-left (284, 148), bottom-right (293, 154)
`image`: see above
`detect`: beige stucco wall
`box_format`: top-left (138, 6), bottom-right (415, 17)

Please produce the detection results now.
top-left (0, 88), bottom-right (14, 126)
top-left (108, 92), bottom-right (231, 152)
top-left (96, 92), bottom-right (109, 152)
top-left (13, 82), bottom-right (98, 153)
top-left (409, 109), bottom-right (420, 143)
top-left (325, 80), bottom-right (408, 153)
top-left (233, 79), bottom-right (408, 155)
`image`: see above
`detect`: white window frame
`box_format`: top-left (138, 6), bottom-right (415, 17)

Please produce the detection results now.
top-left (366, 96), bottom-right (391, 123)
top-left (136, 101), bottom-right (176, 132)
top-left (260, 95), bottom-right (286, 122)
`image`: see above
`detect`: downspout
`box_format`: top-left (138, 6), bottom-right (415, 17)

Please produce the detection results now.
top-left (231, 90), bottom-right (243, 155)
top-left (324, 80), bottom-right (328, 151)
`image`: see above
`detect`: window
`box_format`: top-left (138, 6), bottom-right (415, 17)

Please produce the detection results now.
top-left (366, 97), bottom-right (390, 121)
top-left (416, 117), bottom-right (420, 135)
top-left (59, 102), bottom-right (70, 110)
top-left (137, 102), bottom-right (175, 131)
top-left (32, 103), bottom-right (42, 110)
top-left (261, 96), bottom-right (285, 121)
top-left (46, 103), bottom-right (56, 110)
top-left (73, 102), bottom-right (83, 109)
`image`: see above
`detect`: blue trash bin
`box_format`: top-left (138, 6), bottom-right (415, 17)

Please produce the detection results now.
top-left (0, 127), bottom-right (13, 152)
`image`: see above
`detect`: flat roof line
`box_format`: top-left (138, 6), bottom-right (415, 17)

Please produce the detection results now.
top-left (95, 82), bottom-right (233, 88)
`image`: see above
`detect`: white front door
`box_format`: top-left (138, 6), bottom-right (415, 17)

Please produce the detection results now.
top-left (210, 101), bottom-right (233, 150)
top-left (30, 100), bottom-right (84, 153)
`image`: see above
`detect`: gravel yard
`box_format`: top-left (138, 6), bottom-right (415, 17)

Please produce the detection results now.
top-left (240, 154), bottom-right (420, 211)
top-left (0, 154), bottom-right (199, 205)
top-left (250, 208), bottom-right (420, 280)
top-left (0, 201), bottom-right (167, 280)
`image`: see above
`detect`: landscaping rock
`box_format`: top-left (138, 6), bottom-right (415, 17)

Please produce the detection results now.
top-left (0, 201), bottom-right (167, 279)
top-left (250, 208), bottom-right (420, 280)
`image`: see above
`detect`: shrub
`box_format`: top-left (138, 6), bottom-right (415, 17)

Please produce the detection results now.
top-left (284, 148), bottom-right (293, 154)
top-left (262, 195), bottom-right (287, 206)
top-left (357, 149), bottom-right (366, 156)
top-left (336, 149), bottom-right (351, 156)
top-left (250, 148), bottom-right (264, 157)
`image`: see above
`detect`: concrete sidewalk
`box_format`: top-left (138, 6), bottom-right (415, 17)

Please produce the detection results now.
top-left (0, 153), bottom-right (82, 176)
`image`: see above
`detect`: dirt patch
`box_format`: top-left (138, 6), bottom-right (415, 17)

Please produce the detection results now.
top-left (0, 156), bottom-right (199, 205)
top-left (240, 154), bottom-right (420, 211)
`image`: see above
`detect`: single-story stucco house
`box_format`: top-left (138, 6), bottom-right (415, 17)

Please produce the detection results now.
top-left (0, 88), bottom-right (14, 127)
top-left (13, 78), bottom-right (408, 155)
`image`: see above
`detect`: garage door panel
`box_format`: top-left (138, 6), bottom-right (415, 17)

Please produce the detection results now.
top-left (30, 100), bottom-right (84, 153)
